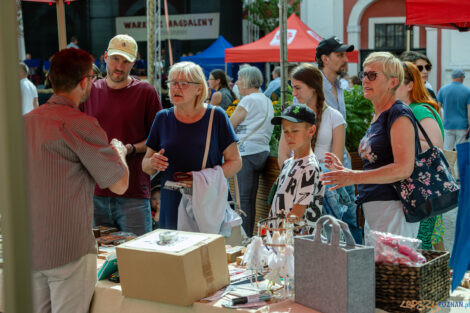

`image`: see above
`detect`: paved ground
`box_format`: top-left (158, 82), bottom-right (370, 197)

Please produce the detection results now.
top-left (443, 208), bottom-right (459, 253)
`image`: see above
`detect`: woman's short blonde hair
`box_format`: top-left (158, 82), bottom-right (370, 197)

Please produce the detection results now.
top-left (168, 61), bottom-right (208, 107)
top-left (363, 51), bottom-right (403, 91)
top-left (238, 66), bottom-right (263, 89)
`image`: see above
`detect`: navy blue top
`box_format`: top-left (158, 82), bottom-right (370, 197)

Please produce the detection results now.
top-left (146, 105), bottom-right (238, 229)
top-left (356, 101), bottom-right (417, 204)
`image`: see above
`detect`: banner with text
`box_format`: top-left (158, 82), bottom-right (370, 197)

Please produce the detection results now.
top-left (115, 13), bottom-right (220, 41)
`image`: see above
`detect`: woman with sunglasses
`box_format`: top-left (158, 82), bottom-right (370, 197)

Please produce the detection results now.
top-left (396, 61), bottom-right (445, 250)
top-left (142, 61), bottom-right (242, 229)
top-left (400, 51), bottom-right (437, 101)
top-left (321, 52), bottom-right (419, 238)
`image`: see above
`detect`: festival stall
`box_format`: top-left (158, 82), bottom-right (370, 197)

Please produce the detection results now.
top-left (180, 35), bottom-right (234, 77)
top-left (225, 14), bottom-right (359, 64)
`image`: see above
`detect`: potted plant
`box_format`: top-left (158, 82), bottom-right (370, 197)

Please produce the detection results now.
top-left (344, 85), bottom-right (374, 170)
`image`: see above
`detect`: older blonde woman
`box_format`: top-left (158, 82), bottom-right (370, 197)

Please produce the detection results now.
top-left (142, 61), bottom-right (242, 229)
top-left (321, 52), bottom-right (419, 238)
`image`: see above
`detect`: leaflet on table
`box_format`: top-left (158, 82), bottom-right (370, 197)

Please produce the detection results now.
top-left (124, 232), bottom-right (208, 253)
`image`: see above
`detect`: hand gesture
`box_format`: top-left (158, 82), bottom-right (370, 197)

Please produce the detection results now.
top-left (150, 148), bottom-right (169, 172)
top-left (321, 152), bottom-right (355, 191)
top-left (323, 152), bottom-right (344, 171)
top-left (111, 138), bottom-right (127, 162)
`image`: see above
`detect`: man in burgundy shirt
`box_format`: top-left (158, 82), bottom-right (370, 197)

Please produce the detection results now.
top-left (82, 34), bottom-right (162, 235)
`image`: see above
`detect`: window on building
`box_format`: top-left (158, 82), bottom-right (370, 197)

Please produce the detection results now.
top-left (375, 24), bottom-right (412, 50)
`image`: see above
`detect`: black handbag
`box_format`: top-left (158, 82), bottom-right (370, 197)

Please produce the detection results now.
top-left (392, 115), bottom-right (460, 223)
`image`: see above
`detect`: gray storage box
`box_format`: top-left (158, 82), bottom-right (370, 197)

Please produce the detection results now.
top-left (295, 215), bottom-right (375, 313)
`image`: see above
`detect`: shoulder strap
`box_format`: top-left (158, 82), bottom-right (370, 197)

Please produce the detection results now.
top-left (201, 106), bottom-right (215, 170)
top-left (419, 103), bottom-right (438, 120)
top-left (238, 97), bottom-right (270, 145)
top-left (386, 108), bottom-right (433, 154)
top-left (411, 113), bottom-right (435, 152)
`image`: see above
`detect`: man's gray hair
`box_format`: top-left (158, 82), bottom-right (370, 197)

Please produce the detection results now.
top-left (273, 66), bottom-right (281, 77)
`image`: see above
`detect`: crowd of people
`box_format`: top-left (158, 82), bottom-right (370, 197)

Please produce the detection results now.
top-left (22, 32), bottom-right (469, 312)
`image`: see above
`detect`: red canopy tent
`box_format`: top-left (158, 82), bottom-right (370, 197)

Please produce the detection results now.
top-left (225, 14), bottom-right (359, 63)
top-left (405, 0), bottom-right (470, 31)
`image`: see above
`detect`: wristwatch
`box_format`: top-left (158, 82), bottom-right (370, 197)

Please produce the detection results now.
top-left (129, 144), bottom-right (136, 156)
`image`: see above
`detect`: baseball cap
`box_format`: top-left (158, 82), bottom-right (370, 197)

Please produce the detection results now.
top-left (451, 69), bottom-right (465, 79)
top-left (271, 104), bottom-right (316, 125)
top-left (316, 36), bottom-right (354, 61)
top-left (107, 34), bottom-right (138, 62)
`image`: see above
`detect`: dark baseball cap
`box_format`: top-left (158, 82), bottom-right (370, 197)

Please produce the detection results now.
top-left (315, 36), bottom-right (354, 61)
top-left (271, 104), bottom-right (316, 125)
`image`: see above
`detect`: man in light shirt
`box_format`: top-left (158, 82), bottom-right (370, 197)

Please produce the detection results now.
top-left (264, 66), bottom-right (281, 98)
top-left (19, 62), bottom-right (38, 115)
top-left (315, 36), bottom-right (363, 244)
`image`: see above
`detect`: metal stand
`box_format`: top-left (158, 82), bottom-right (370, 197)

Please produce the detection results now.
top-left (147, 0), bottom-right (162, 96)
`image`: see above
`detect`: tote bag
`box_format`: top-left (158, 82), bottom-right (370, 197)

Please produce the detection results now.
top-left (392, 115), bottom-right (459, 223)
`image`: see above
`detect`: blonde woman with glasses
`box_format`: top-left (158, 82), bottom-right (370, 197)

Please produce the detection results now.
top-left (142, 61), bottom-right (242, 229)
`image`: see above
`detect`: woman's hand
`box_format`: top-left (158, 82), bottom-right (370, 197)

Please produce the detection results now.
top-left (150, 148), bottom-right (169, 172)
top-left (323, 152), bottom-right (344, 171)
top-left (320, 167), bottom-right (356, 191)
top-left (142, 147), bottom-right (169, 176)
top-left (321, 152), bottom-right (357, 190)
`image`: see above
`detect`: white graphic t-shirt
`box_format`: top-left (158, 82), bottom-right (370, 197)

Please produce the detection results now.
top-left (269, 154), bottom-right (324, 232)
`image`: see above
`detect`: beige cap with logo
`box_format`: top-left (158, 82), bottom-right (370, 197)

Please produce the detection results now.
top-left (107, 34), bottom-right (138, 62)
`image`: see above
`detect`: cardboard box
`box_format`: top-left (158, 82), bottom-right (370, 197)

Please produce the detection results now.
top-left (225, 246), bottom-right (243, 263)
top-left (116, 229), bottom-right (230, 306)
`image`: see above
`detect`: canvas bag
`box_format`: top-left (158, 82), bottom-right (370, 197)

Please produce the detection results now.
top-left (295, 215), bottom-right (375, 313)
top-left (391, 114), bottom-right (459, 223)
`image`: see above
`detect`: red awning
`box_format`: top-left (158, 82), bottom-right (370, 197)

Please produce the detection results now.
top-left (225, 14), bottom-right (359, 63)
top-left (405, 0), bottom-right (470, 31)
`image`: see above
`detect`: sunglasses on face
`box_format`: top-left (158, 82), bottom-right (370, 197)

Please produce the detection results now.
top-left (359, 71), bottom-right (379, 81)
top-left (417, 64), bottom-right (432, 72)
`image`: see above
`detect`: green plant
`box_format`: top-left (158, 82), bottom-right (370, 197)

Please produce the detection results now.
top-left (243, 0), bottom-right (302, 33)
top-left (344, 85), bottom-right (374, 153)
top-left (269, 85), bottom-right (293, 156)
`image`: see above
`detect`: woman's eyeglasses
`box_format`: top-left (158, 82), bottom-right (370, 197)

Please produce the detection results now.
top-left (359, 71), bottom-right (379, 81)
top-left (417, 64), bottom-right (432, 72)
top-left (167, 81), bottom-right (200, 89)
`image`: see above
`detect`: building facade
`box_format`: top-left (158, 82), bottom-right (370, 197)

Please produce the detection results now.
top-left (301, 0), bottom-right (470, 90)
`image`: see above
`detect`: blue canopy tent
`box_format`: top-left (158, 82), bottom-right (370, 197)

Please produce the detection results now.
top-left (180, 35), bottom-right (233, 78)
